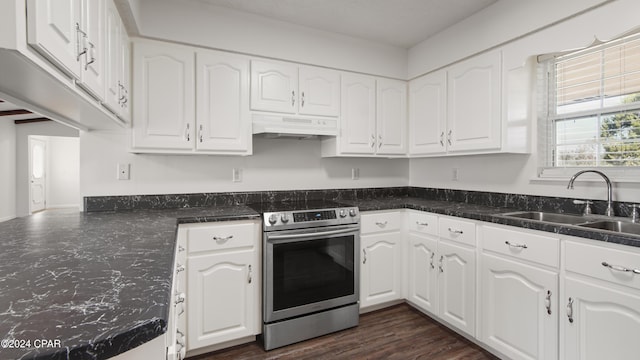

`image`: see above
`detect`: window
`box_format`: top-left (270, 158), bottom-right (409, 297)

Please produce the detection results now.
top-left (539, 32), bottom-right (640, 178)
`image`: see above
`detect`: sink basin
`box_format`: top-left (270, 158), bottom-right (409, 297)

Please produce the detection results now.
top-left (578, 221), bottom-right (640, 236)
top-left (499, 211), bottom-right (587, 225)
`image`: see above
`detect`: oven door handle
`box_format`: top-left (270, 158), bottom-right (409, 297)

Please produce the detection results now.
top-left (267, 227), bottom-right (358, 241)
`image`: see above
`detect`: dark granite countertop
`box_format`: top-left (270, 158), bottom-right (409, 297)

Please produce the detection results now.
top-left (2, 194), bottom-right (638, 359)
top-left (0, 206), bottom-right (259, 360)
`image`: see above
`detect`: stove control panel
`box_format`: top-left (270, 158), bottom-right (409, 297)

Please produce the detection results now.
top-left (263, 207), bottom-right (359, 230)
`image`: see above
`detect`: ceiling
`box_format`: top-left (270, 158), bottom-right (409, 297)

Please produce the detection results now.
top-left (0, 98), bottom-right (51, 124)
top-left (189, 0), bottom-right (498, 48)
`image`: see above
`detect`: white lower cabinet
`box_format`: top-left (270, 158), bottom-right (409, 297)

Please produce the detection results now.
top-left (561, 238), bottom-right (640, 360)
top-left (438, 239), bottom-right (476, 336)
top-left (360, 211), bottom-right (403, 309)
top-left (407, 231), bottom-right (438, 314)
top-left (179, 220), bottom-right (261, 354)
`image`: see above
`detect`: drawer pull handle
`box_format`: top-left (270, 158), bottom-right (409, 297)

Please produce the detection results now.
top-left (416, 221), bottom-right (429, 226)
top-left (375, 221), bottom-right (388, 227)
top-left (178, 245), bottom-right (185, 252)
top-left (601, 261), bottom-right (640, 274)
top-left (505, 241), bottom-right (528, 249)
top-left (545, 290), bottom-right (552, 315)
top-left (175, 292), bottom-right (186, 305)
top-left (176, 264), bottom-right (185, 273)
top-left (566, 297), bottom-right (574, 323)
top-left (448, 227), bottom-right (463, 235)
top-left (363, 249), bottom-right (367, 264)
top-left (213, 235), bottom-right (233, 243)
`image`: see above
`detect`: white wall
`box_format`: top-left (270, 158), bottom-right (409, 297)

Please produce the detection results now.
top-left (409, 0), bottom-right (640, 203)
top-left (47, 136), bottom-right (80, 209)
top-left (0, 121), bottom-right (16, 222)
top-left (136, 0), bottom-right (407, 79)
top-left (16, 122), bottom-right (79, 217)
top-left (80, 130), bottom-right (408, 196)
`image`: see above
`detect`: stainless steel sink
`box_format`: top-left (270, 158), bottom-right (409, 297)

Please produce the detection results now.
top-left (578, 221), bottom-right (640, 236)
top-left (499, 211), bottom-right (587, 225)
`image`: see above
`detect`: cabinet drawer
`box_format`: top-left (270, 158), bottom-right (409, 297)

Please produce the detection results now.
top-left (185, 221), bottom-right (257, 254)
top-left (482, 225), bottom-right (559, 268)
top-left (361, 211), bottom-right (402, 234)
top-left (438, 217), bottom-right (476, 246)
top-left (407, 211), bottom-right (438, 236)
top-left (566, 240), bottom-right (640, 290)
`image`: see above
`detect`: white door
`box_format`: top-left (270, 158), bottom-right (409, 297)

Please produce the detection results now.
top-left (563, 277), bottom-right (640, 360)
top-left (360, 232), bottom-right (402, 308)
top-left (298, 66), bottom-right (340, 117)
top-left (104, 0), bottom-right (121, 114)
top-left (376, 78), bottom-right (407, 155)
top-left (132, 41), bottom-right (194, 149)
top-left (407, 232), bottom-right (438, 314)
top-left (409, 70), bottom-right (447, 155)
top-left (481, 253), bottom-right (558, 360)
top-left (250, 60), bottom-right (298, 114)
top-left (29, 137), bottom-right (47, 214)
top-left (27, 0), bottom-right (82, 78)
top-left (187, 251), bottom-right (256, 350)
top-left (196, 51), bottom-right (251, 154)
top-left (447, 50), bottom-right (502, 152)
top-left (340, 73), bottom-right (376, 154)
top-left (77, 0), bottom-right (105, 100)
top-left (438, 240), bottom-right (475, 336)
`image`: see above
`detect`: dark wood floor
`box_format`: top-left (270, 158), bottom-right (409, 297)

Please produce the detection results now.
top-left (191, 304), bottom-right (498, 360)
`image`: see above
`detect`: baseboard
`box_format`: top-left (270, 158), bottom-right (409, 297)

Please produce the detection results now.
top-left (0, 214), bottom-right (16, 223)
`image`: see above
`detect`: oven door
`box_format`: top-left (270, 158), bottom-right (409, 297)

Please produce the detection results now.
top-left (264, 224), bottom-right (360, 323)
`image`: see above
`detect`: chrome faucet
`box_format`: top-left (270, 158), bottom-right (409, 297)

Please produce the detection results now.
top-left (567, 170), bottom-right (614, 216)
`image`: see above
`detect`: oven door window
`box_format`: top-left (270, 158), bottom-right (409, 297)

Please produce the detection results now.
top-left (272, 235), bottom-right (355, 311)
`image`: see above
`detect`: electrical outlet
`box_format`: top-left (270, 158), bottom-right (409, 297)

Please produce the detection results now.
top-left (117, 163), bottom-right (130, 180)
top-left (232, 168), bottom-right (242, 182)
top-left (351, 168), bottom-right (360, 180)
top-left (452, 168), bottom-right (459, 181)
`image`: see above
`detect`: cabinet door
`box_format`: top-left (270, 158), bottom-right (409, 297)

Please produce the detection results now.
top-left (104, 0), bottom-right (121, 114)
top-left (250, 60), bottom-right (297, 114)
top-left (409, 70), bottom-right (447, 155)
top-left (481, 253), bottom-right (558, 360)
top-left (77, 0), bottom-right (105, 100)
top-left (196, 51), bottom-right (251, 154)
top-left (360, 232), bottom-right (402, 308)
top-left (407, 232), bottom-right (438, 314)
top-left (376, 78), bottom-right (407, 155)
top-left (118, 22), bottom-right (131, 122)
top-left (27, 0), bottom-right (82, 78)
top-left (340, 73), bottom-right (376, 154)
top-left (187, 251), bottom-right (257, 350)
top-left (438, 240), bottom-right (475, 336)
top-left (563, 277), bottom-right (640, 360)
top-left (132, 42), bottom-right (194, 149)
top-left (447, 50), bottom-right (501, 152)
top-left (298, 66), bottom-right (340, 117)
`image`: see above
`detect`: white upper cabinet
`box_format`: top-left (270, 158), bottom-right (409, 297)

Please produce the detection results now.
top-left (78, 0), bottom-right (105, 100)
top-left (298, 66), bottom-right (340, 117)
top-left (132, 41), bottom-right (194, 150)
top-left (339, 73), bottom-right (377, 154)
top-left (376, 78), bottom-right (407, 155)
top-left (250, 60), bottom-right (340, 117)
top-left (447, 50), bottom-right (502, 152)
top-left (104, 0), bottom-right (130, 121)
top-left (409, 70), bottom-right (447, 155)
top-left (196, 51), bottom-right (251, 154)
top-left (27, 0), bottom-right (82, 78)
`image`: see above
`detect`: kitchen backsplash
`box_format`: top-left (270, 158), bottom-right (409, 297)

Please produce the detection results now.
top-left (84, 187), bottom-right (635, 217)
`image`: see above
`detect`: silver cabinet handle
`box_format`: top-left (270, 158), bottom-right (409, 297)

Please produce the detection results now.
top-left (370, 134), bottom-right (375, 148)
top-left (440, 132), bottom-right (445, 147)
top-left (375, 221), bottom-right (388, 227)
top-left (448, 227), bottom-right (463, 235)
top-left (416, 221), bottom-right (429, 226)
top-left (85, 40), bottom-right (95, 70)
top-left (176, 264), bottom-right (185, 273)
top-left (505, 241), bottom-right (528, 249)
top-left (301, 91), bottom-right (305, 107)
top-left (213, 235), bottom-right (233, 243)
top-left (175, 292), bottom-right (186, 305)
top-left (75, 23), bottom-right (87, 61)
top-left (545, 290), bottom-right (552, 315)
top-left (567, 297), bottom-right (574, 323)
top-left (378, 134), bottom-right (382, 148)
top-left (199, 124), bottom-right (203, 143)
top-left (178, 245), bottom-right (185, 252)
top-left (185, 123), bottom-right (190, 142)
top-left (363, 249), bottom-right (367, 264)
top-left (439, 255), bottom-right (444, 273)
top-left (602, 261), bottom-right (640, 274)
top-left (447, 129), bottom-right (452, 145)
top-left (292, 90), bottom-right (295, 107)
top-left (430, 252), bottom-right (435, 269)
top-left (247, 265), bottom-right (252, 284)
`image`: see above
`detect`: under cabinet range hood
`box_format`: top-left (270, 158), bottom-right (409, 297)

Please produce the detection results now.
top-left (252, 114), bottom-right (338, 139)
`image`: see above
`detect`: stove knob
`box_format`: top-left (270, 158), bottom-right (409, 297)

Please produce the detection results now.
top-left (349, 209), bottom-right (357, 217)
top-left (281, 214), bottom-right (290, 223)
top-left (339, 209), bottom-right (347, 218)
top-left (268, 214), bottom-right (278, 225)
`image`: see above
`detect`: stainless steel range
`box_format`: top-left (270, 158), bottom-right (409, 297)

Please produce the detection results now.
top-left (257, 201), bottom-right (360, 350)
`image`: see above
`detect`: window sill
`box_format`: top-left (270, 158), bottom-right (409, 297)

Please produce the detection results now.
top-left (532, 167), bottom-right (640, 184)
